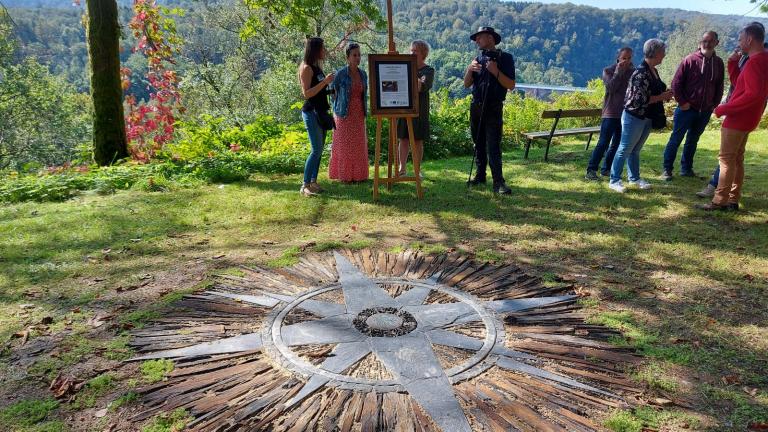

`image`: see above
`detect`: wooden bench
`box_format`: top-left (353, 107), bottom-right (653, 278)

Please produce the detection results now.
top-left (523, 108), bottom-right (602, 162)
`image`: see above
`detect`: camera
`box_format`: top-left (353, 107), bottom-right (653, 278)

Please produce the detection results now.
top-left (481, 49), bottom-right (500, 61)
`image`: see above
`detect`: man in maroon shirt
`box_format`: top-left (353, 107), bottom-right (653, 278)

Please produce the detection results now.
top-left (661, 31), bottom-right (724, 180)
top-left (699, 23), bottom-right (768, 211)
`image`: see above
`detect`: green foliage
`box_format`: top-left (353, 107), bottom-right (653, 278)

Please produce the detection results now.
top-left (103, 335), bottom-right (135, 361)
top-left (0, 165), bottom-right (147, 203)
top-left (605, 407), bottom-right (700, 432)
top-left (0, 58), bottom-right (91, 170)
top-left (0, 399), bottom-right (59, 428)
top-left (427, 90), bottom-right (473, 158)
top-left (241, 0), bottom-right (384, 39)
top-left (141, 359), bottom-right (175, 383)
top-left (110, 392), bottom-right (139, 411)
top-left (589, 311), bottom-right (694, 365)
top-left (604, 409), bottom-right (643, 432)
top-left (251, 60), bottom-right (304, 124)
top-left (73, 373), bottom-right (116, 409)
top-left (141, 408), bottom-right (190, 432)
top-left (267, 246), bottom-right (301, 268)
top-left (169, 115), bottom-right (284, 160)
top-left (632, 362), bottom-right (679, 393)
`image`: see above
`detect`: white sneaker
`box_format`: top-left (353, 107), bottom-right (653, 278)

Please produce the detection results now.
top-left (609, 181), bottom-right (626, 193)
top-left (696, 183), bottom-right (716, 198)
top-left (629, 179), bottom-right (652, 190)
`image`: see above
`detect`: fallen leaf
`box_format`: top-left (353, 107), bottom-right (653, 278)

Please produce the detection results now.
top-left (652, 398), bottom-right (673, 406)
top-left (721, 374), bottom-right (741, 385)
top-left (87, 313), bottom-right (113, 328)
top-left (94, 408), bottom-right (108, 418)
top-left (748, 422), bottom-right (768, 431)
top-left (49, 374), bottom-right (85, 400)
top-left (138, 274), bottom-right (153, 280)
top-left (574, 286), bottom-right (591, 297)
top-left (102, 248), bottom-right (111, 254)
top-left (12, 330), bottom-right (29, 344)
top-left (743, 386), bottom-right (760, 397)
top-left (129, 238), bottom-right (142, 242)
top-left (351, 225), bottom-right (357, 231)
top-left (212, 254), bottom-right (226, 259)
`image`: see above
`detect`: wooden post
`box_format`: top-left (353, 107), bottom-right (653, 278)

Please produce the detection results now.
top-left (373, 117), bottom-right (383, 200)
top-left (386, 0), bottom-right (396, 54)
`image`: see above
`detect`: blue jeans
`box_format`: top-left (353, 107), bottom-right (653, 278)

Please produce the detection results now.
top-left (587, 117), bottom-right (621, 173)
top-left (709, 165), bottom-right (720, 187)
top-left (302, 110), bottom-right (326, 184)
top-left (610, 111), bottom-right (652, 183)
top-left (662, 108), bottom-right (712, 174)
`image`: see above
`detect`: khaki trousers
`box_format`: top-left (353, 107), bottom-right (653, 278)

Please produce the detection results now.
top-left (713, 127), bottom-right (750, 206)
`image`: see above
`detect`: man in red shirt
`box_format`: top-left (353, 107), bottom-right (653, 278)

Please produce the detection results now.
top-left (699, 23), bottom-right (768, 211)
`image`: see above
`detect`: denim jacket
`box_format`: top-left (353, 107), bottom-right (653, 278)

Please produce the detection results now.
top-left (331, 66), bottom-right (368, 119)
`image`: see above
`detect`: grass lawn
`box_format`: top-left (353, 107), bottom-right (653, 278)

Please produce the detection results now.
top-left (1, 129), bottom-right (767, 431)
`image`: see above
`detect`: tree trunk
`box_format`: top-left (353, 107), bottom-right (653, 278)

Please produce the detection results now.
top-left (86, 0), bottom-right (128, 166)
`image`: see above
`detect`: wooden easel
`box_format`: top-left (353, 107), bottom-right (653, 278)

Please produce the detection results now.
top-left (371, 0), bottom-right (423, 200)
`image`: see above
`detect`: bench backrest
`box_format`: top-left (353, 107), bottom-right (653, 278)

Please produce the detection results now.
top-left (541, 108), bottom-right (602, 119)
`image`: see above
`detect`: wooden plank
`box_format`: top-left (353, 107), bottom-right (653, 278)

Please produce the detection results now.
top-left (541, 108), bottom-right (602, 119)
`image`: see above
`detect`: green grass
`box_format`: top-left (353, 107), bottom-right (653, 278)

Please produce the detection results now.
top-left (141, 408), bottom-right (191, 432)
top-left (0, 399), bottom-right (59, 428)
top-left (72, 373), bottom-right (116, 409)
top-left (141, 359), bottom-right (175, 383)
top-left (1, 130), bottom-right (767, 430)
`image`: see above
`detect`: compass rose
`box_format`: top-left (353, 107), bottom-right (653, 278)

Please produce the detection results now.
top-left (130, 251), bottom-right (636, 431)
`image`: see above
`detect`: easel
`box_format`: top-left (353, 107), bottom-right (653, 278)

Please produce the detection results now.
top-left (371, 0), bottom-right (423, 200)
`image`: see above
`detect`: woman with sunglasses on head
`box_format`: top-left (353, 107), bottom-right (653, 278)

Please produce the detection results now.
top-left (298, 37), bottom-right (335, 196)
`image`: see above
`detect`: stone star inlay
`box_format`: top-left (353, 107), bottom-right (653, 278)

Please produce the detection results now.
top-left (130, 250), bottom-right (637, 432)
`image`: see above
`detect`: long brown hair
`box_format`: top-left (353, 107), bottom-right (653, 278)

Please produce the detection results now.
top-left (303, 37), bottom-right (325, 66)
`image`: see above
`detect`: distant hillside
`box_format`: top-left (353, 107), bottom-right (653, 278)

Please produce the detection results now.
top-left (4, 0), bottom-right (767, 92)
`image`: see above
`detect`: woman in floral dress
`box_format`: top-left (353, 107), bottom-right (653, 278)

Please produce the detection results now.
top-left (329, 43), bottom-right (369, 182)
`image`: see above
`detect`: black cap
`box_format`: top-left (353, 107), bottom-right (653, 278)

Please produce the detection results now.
top-left (470, 26), bottom-right (502, 45)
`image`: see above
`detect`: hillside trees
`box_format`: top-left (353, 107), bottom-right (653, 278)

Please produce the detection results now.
top-left (0, 6), bottom-right (89, 170)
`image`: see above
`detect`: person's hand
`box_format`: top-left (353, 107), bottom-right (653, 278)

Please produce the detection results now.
top-left (323, 73), bottom-right (335, 85)
top-left (661, 90), bottom-right (674, 102)
top-left (679, 102), bottom-right (691, 110)
top-left (485, 60), bottom-right (500, 77)
top-left (617, 59), bottom-right (631, 70)
top-left (468, 59), bottom-right (482, 73)
top-left (728, 49), bottom-right (741, 62)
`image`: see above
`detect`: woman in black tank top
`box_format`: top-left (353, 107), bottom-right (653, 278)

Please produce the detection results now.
top-left (298, 37), bottom-right (335, 196)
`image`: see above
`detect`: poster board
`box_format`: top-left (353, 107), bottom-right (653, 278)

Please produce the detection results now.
top-left (368, 54), bottom-right (419, 117)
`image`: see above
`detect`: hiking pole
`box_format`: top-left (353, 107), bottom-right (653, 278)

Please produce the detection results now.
top-left (467, 60), bottom-right (492, 189)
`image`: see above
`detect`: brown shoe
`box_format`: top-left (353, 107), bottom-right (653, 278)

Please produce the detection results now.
top-left (300, 185), bottom-right (317, 197)
top-left (308, 182), bottom-right (323, 193)
top-left (695, 202), bottom-right (728, 211)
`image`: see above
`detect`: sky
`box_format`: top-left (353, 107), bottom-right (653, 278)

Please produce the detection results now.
top-left (538, 0), bottom-right (766, 17)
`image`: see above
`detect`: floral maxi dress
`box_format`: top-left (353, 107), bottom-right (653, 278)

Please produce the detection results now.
top-left (329, 77), bottom-right (369, 181)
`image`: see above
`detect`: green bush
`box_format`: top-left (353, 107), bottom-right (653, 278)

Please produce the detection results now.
top-left (168, 115), bottom-right (285, 160)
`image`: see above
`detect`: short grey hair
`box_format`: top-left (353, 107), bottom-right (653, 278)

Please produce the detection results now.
top-left (411, 40), bottom-right (431, 57)
top-left (643, 38), bottom-right (666, 59)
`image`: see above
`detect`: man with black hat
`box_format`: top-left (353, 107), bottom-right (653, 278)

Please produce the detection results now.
top-left (464, 26), bottom-right (516, 194)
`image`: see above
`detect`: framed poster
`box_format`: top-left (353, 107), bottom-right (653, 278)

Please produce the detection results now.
top-left (368, 54), bottom-right (419, 117)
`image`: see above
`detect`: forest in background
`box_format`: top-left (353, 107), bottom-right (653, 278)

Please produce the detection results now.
top-left (1, 0), bottom-right (766, 175)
